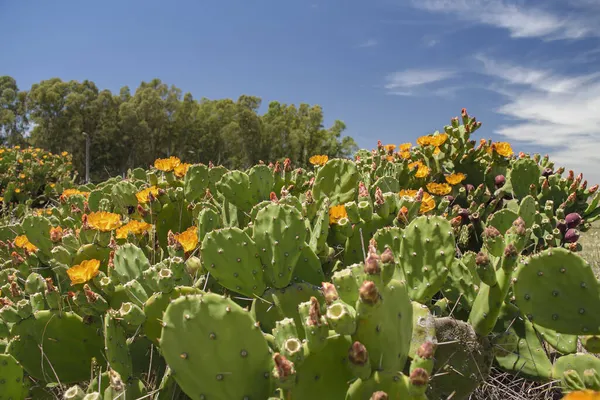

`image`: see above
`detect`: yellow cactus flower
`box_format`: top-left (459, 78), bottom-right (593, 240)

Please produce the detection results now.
top-left (416, 135), bottom-right (431, 146)
top-left (398, 190), bottom-right (436, 214)
top-left (45, 209), bottom-right (53, 215)
top-left (116, 220), bottom-right (153, 239)
top-left (14, 145), bottom-right (20, 149)
top-left (61, 151), bottom-right (69, 156)
top-left (136, 186), bottom-right (160, 204)
top-left (154, 156), bottom-right (181, 172)
top-left (309, 155), bottom-right (329, 166)
top-left (429, 133), bottom-right (448, 147)
top-left (492, 142), bottom-right (514, 157)
top-left (61, 189), bottom-right (90, 199)
top-left (19, 173), bottom-right (26, 179)
top-left (386, 155), bottom-right (395, 162)
top-left (87, 211), bottom-right (122, 232)
top-left (384, 144), bottom-right (396, 153)
top-left (445, 173), bottom-right (466, 185)
top-left (398, 151), bottom-right (411, 160)
top-left (14, 235), bottom-right (38, 253)
top-left (174, 226), bottom-right (199, 253)
top-left (14, 188), bottom-right (21, 194)
top-left (562, 390), bottom-right (600, 400)
top-left (0, 197), bottom-right (4, 202)
top-left (67, 259), bottom-right (101, 285)
top-left (399, 143), bottom-right (411, 152)
top-left (50, 183), bottom-right (56, 188)
top-left (433, 147), bottom-right (441, 155)
top-left (329, 204), bottom-right (348, 224)
top-left (0, 149), bottom-right (4, 154)
top-left (174, 163), bottom-right (191, 178)
top-left (426, 182), bottom-right (452, 196)
top-left (408, 161), bottom-right (430, 178)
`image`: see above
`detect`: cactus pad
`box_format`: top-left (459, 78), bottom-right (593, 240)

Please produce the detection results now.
top-left (0, 354), bottom-right (25, 400)
top-left (312, 159), bottom-right (359, 205)
top-left (514, 248), bottom-right (600, 335)
top-left (160, 293), bottom-right (273, 400)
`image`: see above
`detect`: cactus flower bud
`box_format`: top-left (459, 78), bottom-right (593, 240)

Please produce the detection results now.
top-left (475, 252), bottom-right (490, 267)
top-left (465, 184), bottom-right (475, 194)
top-left (348, 341), bottom-right (369, 366)
top-left (272, 353), bottom-right (295, 385)
top-left (416, 341), bottom-right (437, 359)
top-left (358, 182), bottom-right (369, 199)
top-left (504, 243), bottom-right (518, 258)
top-left (589, 184), bottom-right (599, 194)
top-left (307, 297), bottom-right (323, 326)
top-left (565, 213), bottom-right (582, 229)
top-left (409, 368), bottom-right (429, 387)
top-left (370, 392), bottom-right (388, 400)
top-left (564, 229), bottom-right (580, 243)
top-left (269, 192), bottom-right (278, 203)
top-left (380, 248), bottom-right (394, 264)
top-left (364, 253), bottom-right (381, 275)
top-left (321, 282), bottom-right (339, 305)
top-left (359, 281), bottom-right (380, 305)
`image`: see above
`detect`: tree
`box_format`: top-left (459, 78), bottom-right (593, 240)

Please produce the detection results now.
top-left (0, 76), bottom-right (28, 146)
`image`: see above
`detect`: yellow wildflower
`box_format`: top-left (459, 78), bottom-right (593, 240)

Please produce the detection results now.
top-left (426, 182), bottom-right (452, 196)
top-left (116, 220), bottom-right (153, 239)
top-left (154, 156), bottom-right (181, 172)
top-left (309, 155), bottom-right (329, 166)
top-left (562, 390), bottom-right (600, 400)
top-left (136, 186), bottom-right (160, 204)
top-left (429, 133), bottom-right (448, 147)
top-left (408, 161), bottom-right (430, 178)
top-left (445, 173), bottom-right (466, 185)
top-left (399, 143), bottom-right (411, 152)
top-left (174, 226), bottom-right (199, 253)
top-left (87, 211), bottom-right (122, 232)
top-left (174, 163), bottom-right (191, 178)
top-left (329, 204), bottom-right (348, 225)
top-left (398, 190), bottom-right (436, 214)
top-left (67, 259), bottom-right (101, 285)
top-left (14, 235), bottom-right (38, 253)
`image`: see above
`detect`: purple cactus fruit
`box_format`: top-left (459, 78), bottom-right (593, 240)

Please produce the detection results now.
top-left (445, 195), bottom-right (455, 204)
top-left (465, 184), bottom-right (475, 194)
top-left (564, 228), bottom-right (580, 243)
top-left (458, 208), bottom-right (470, 221)
top-left (494, 175), bottom-right (506, 188)
top-left (565, 213), bottom-right (582, 229)
top-left (542, 168), bottom-right (554, 178)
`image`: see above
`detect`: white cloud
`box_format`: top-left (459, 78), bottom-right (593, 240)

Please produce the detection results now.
top-left (384, 69), bottom-right (457, 95)
top-left (412, 0), bottom-right (599, 40)
top-left (357, 39), bottom-right (379, 48)
top-left (475, 55), bottom-right (600, 184)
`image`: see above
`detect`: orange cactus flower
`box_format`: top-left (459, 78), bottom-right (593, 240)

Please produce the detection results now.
top-left (399, 143), bottom-right (412, 152)
top-left (398, 190), bottom-right (436, 214)
top-left (329, 204), bottom-right (348, 224)
top-left (136, 186), bottom-right (160, 204)
top-left (408, 161), bottom-right (430, 178)
top-left (309, 155), bottom-right (329, 166)
top-left (154, 156), bottom-right (181, 172)
top-left (174, 163), bottom-right (191, 178)
top-left (14, 235), bottom-right (38, 253)
top-left (174, 226), bottom-right (199, 253)
top-left (116, 220), bottom-right (153, 239)
top-left (87, 211), bottom-right (122, 232)
top-left (67, 259), bottom-right (101, 285)
top-left (426, 182), bottom-right (452, 196)
top-left (429, 133), bottom-right (448, 147)
top-left (562, 390), bottom-right (600, 400)
top-left (445, 173), bottom-right (466, 185)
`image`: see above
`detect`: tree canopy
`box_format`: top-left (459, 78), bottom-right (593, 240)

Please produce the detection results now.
top-left (0, 76), bottom-right (357, 182)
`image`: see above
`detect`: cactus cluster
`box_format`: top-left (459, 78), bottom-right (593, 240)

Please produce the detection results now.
top-left (0, 109), bottom-right (598, 399)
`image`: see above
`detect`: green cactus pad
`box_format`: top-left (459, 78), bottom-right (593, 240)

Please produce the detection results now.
top-left (0, 354), bottom-right (25, 400)
top-left (409, 302), bottom-right (436, 359)
top-left (492, 303), bottom-right (552, 380)
top-left (160, 293), bottom-right (273, 400)
top-left (201, 227), bottom-right (266, 297)
top-left (196, 208), bottom-right (222, 242)
top-left (248, 164), bottom-right (274, 202)
top-left (155, 201), bottom-right (193, 250)
top-left (518, 195), bottom-right (537, 228)
top-left (514, 248), bottom-right (600, 335)
top-left (346, 371), bottom-right (410, 400)
top-left (104, 313), bottom-right (133, 381)
top-left (183, 164), bottom-right (209, 202)
top-left (487, 208), bottom-right (519, 234)
top-left (442, 258), bottom-right (479, 312)
top-left (216, 170), bottom-right (257, 212)
top-left (552, 353), bottom-right (600, 391)
top-left (8, 311), bottom-right (105, 383)
top-left (22, 215), bottom-right (53, 257)
top-left (353, 279), bottom-right (413, 372)
top-left (111, 181), bottom-right (138, 209)
top-left (373, 226), bottom-right (403, 265)
top-left (312, 159), bottom-right (359, 205)
top-left (510, 158), bottom-right (540, 200)
top-left (308, 198), bottom-right (330, 256)
top-left (112, 243), bottom-right (151, 285)
top-left (398, 216), bottom-right (454, 303)
top-left (253, 203), bottom-right (307, 289)
top-left (143, 286), bottom-right (201, 346)
top-left (534, 324), bottom-right (578, 355)
top-left (291, 245), bottom-right (325, 286)
top-left (292, 335), bottom-right (354, 399)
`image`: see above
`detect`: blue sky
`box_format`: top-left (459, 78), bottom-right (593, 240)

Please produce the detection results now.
top-left (2, 0), bottom-right (600, 182)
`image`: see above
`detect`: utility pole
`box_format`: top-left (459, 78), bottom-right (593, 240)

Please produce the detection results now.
top-left (83, 132), bottom-right (90, 183)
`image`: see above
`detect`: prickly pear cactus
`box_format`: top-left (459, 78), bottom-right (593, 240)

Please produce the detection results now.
top-left (160, 293), bottom-right (273, 400)
top-left (312, 159), bottom-right (359, 205)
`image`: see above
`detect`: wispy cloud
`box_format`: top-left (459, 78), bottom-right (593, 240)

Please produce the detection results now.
top-left (357, 39), bottom-right (378, 48)
top-left (384, 69), bottom-right (457, 95)
top-left (412, 0), bottom-right (600, 40)
top-left (475, 55), bottom-right (600, 183)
